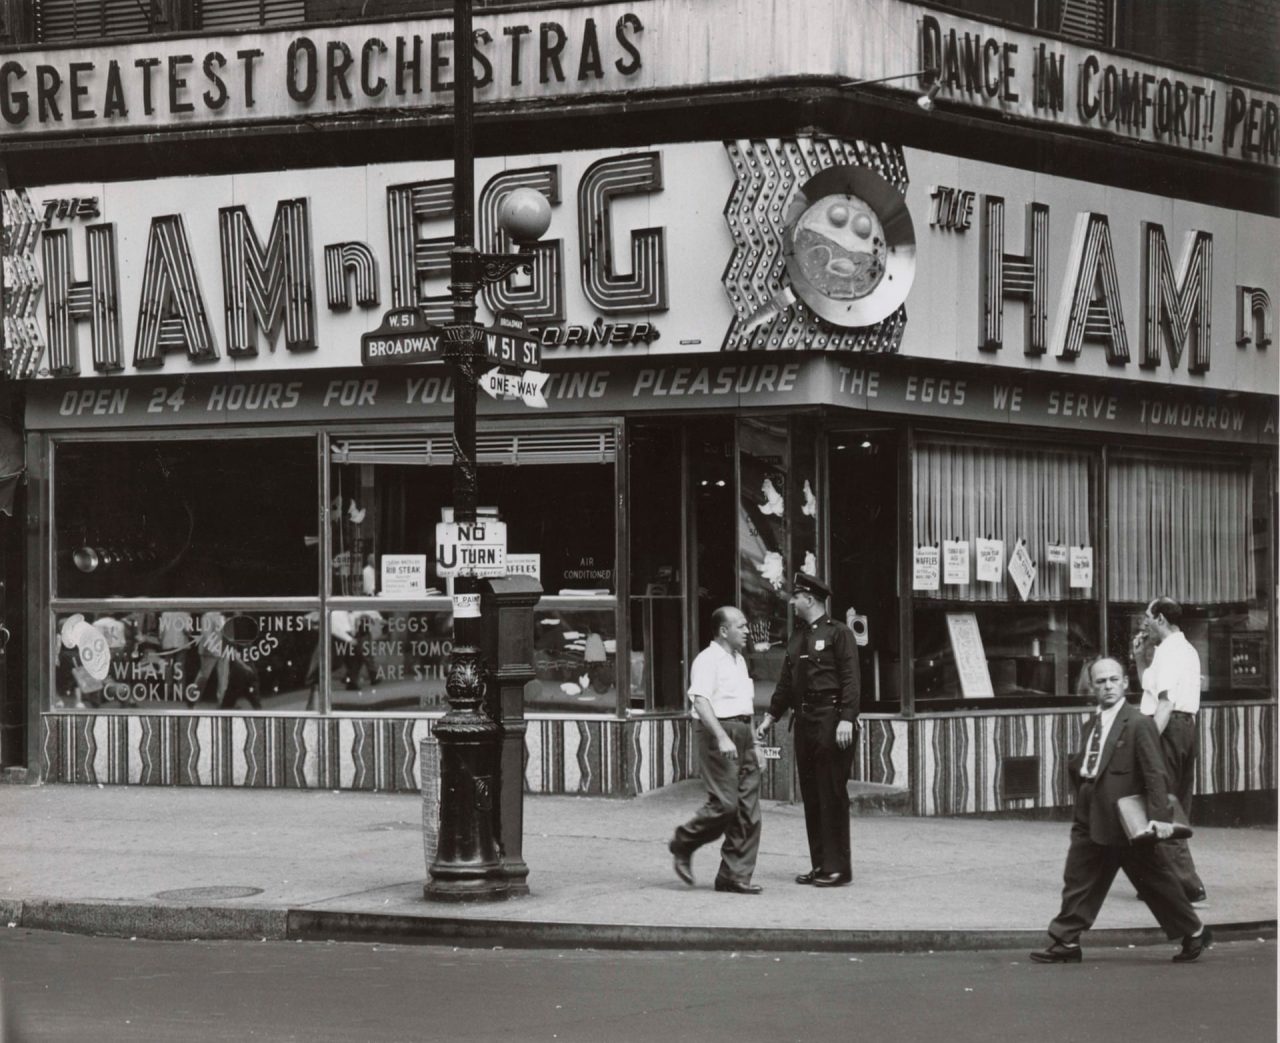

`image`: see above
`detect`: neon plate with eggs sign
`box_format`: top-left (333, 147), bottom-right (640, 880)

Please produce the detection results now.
top-left (780, 166), bottom-right (916, 327)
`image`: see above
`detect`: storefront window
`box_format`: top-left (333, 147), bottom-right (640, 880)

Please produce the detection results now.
top-left (326, 426), bottom-right (619, 713)
top-left (328, 430), bottom-right (616, 598)
top-left (530, 605), bottom-right (618, 712)
top-left (911, 438), bottom-right (1099, 703)
top-left (55, 438), bottom-right (318, 599)
top-left (53, 608), bottom-right (318, 712)
top-left (49, 436), bottom-right (321, 714)
top-left (1105, 452), bottom-right (1272, 701)
top-left (326, 608), bottom-right (452, 713)
top-left (738, 419), bottom-right (792, 695)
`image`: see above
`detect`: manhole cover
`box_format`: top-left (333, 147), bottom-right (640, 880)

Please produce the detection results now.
top-left (153, 886), bottom-right (264, 901)
top-left (366, 821), bottom-right (417, 832)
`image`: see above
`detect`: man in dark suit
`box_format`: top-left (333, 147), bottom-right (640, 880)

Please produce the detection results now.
top-left (756, 572), bottom-right (860, 888)
top-left (1031, 656), bottom-right (1211, 963)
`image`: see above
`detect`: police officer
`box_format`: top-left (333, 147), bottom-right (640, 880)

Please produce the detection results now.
top-left (756, 572), bottom-right (860, 887)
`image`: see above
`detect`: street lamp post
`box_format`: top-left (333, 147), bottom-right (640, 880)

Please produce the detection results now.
top-left (424, 0), bottom-right (550, 903)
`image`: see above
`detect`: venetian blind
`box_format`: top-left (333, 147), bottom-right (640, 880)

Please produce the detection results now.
top-left (1107, 454), bottom-right (1255, 604)
top-left (1058, 0), bottom-right (1111, 45)
top-left (912, 440), bottom-right (1093, 602)
top-left (36, 0), bottom-right (152, 41)
top-left (329, 430), bottom-right (616, 467)
top-left (197, 0), bottom-right (306, 29)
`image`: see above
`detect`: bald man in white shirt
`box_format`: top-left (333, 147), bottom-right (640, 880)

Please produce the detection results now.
top-left (668, 606), bottom-right (763, 894)
top-left (1133, 596), bottom-right (1206, 905)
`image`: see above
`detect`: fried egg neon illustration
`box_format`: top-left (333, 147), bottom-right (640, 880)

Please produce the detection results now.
top-left (781, 166), bottom-right (916, 328)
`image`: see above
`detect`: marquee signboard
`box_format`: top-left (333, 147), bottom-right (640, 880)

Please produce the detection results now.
top-left (0, 0), bottom-right (1274, 168)
top-left (900, 147), bottom-right (1277, 392)
top-left (22, 357), bottom-right (1278, 447)
top-left (3, 138), bottom-right (1275, 394)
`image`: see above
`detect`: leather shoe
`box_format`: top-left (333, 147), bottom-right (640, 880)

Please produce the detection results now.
top-left (668, 841), bottom-right (694, 886)
top-left (1173, 927), bottom-right (1212, 962)
top-left (1030, 942), bottom-right (1083, 964)
top-left (714, 878), bottom-right (763, 895)
top-left (795, 869), bottom-right (822, 885)
top-left (812, 871), bottom-right (852, 888)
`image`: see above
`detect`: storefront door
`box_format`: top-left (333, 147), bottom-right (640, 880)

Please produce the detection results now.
top-left (828, 429), bottom-right (900, 706)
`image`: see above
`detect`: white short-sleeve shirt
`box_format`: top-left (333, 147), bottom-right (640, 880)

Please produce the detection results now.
top-left (688, 642), bottom-right (755, 719)
top-left (1141, 630), bottom-right (1201, 715)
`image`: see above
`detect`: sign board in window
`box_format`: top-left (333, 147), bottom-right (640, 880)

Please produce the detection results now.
top-left (945, 612), bottom-right (994, 699)
top-left (381, 555), bottom-right (427, 596)
top-left (506, 553), bottom-right (541, 581)
top-left (435, 521), bottom-right (508, 578)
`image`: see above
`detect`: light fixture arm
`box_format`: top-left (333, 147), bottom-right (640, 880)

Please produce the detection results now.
top-left (840, 68), bottom-right (938, 89)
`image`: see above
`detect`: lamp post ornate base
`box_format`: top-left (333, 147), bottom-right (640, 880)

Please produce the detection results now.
top-left (424, 644), bottom-right (509, 902)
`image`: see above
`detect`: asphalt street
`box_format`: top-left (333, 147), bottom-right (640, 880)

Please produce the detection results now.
top-left (1, 930), bottom-right (1274, 1043)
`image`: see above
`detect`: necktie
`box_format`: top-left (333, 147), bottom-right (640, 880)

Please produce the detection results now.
top-left (1083, 715), bottom-right (1103, 777)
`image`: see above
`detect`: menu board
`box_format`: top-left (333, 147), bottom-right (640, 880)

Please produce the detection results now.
top-left (945, 612), bottom-right (995, 699)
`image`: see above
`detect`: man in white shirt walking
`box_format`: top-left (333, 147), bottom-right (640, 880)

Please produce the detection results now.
top-left (1133, 596), bottom-right (1207, 905)
top-left (668, 606), bottom-right (763, 894)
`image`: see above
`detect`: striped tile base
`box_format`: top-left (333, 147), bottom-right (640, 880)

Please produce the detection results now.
top-left (40, 704), bottom-right (1274, 815)
top-left (908, 702), bottom-right (1276, 816)
top-left (41, 714), bottom-right (697, 797)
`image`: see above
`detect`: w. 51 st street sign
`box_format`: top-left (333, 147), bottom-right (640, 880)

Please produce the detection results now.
top-left (361, 307), bottom-right (543, 371)
top-left (484, 309), bottom-right (542, 370)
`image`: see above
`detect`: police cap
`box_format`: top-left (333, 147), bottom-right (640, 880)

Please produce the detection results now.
top-left (791, 572), bottom-right (831, 600)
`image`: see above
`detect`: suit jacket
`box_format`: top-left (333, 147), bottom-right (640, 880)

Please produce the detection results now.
top-left (1067, 701), bottom-right (1171, 847)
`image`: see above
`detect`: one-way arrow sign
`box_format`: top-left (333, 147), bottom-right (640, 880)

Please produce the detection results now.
top-left (478, 367), bottom-right (549, 408)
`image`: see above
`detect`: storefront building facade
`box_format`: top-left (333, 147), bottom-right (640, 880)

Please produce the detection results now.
top-left (2, 0), bottom-right (1276, 814)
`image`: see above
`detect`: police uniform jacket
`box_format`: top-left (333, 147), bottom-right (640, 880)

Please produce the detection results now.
top-left (767, 614), bottom-right (860, 724)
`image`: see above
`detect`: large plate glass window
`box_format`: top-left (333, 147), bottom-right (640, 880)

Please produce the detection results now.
top-left (910, 437), bottom-right (1099, 705)
top-left (1105, 452), bottom-right (1271, 702)
top-left (50, 437), bottom-right (319, 712)
top-left (327, 427), bottom-right (618, 713)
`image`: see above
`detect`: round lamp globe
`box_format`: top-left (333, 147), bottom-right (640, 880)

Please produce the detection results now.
top-left (497, 187), bottom-right (552, 244)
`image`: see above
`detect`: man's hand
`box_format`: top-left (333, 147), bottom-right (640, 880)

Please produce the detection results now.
top-left (836, 720), bottom-right (854, 749)
top-left (717, 733), bottom-right (738, 758)
top-left (1131, 632), bottom-right (1154, 673)
top-left (1149, 821), bottom-right (1175, 840)
top-left (755, 713), bottom-right (774, 742)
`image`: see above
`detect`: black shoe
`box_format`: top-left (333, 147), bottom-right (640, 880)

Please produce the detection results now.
top-left (812, 871), bottom-right (852, 888)
top-left (668, 840), bottom-right (694, 885)
top-left (1173, 927), bottom-right (1212, 962)
top-left (1189, 889), bottom-right (1208, 908)
top-left (714, 878), bottom-right (763, 895)
top-left (795, 869), bottom-right (822, 885)
top-left (1030, 942), bottom-right (1083, 964)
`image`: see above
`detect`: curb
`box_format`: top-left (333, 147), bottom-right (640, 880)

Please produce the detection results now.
top-left (8, 900), bottom-right (289, 941)
top-left (5, 899), bottom-right (1274, 953)
top-left (284, 911), bottom-right (1277, 952)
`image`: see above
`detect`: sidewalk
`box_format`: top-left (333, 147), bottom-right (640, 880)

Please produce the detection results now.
top-left (2, 781), bottom-right (1274, 952)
